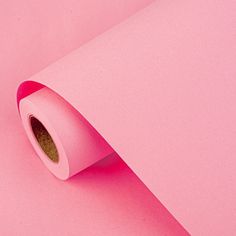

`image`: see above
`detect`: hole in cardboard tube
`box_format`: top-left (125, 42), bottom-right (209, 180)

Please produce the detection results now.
top-left (30, 116), bottom-right (59, 163)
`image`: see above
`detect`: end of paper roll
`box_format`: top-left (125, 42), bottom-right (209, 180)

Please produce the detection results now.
top-left (30, 116), bottom-right (59, 163)
top-left (19, 87), bottom-right (114, 180)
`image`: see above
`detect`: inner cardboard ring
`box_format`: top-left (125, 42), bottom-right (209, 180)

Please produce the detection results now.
top-left (30, 116), bottom-right (59, 163)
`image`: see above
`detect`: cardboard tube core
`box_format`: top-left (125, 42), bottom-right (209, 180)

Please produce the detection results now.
top-left (30, 116), bottom-right (59, 163)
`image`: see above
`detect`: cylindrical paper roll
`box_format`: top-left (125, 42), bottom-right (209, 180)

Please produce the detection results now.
top-left (19, 87), bottom-right (113, 179)
top-left (17, 0), bottom-right (236, 235)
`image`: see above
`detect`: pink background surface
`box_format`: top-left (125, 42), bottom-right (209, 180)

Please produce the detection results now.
top-left (17, 0), bottom-right (236, 235)
top-left (1, 0), bottom-right (235, 235)
top-left (0, 0), bottom-right (187, 235)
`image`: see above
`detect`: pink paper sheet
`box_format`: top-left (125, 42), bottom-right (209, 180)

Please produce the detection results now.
top-left (1, 0), bottom-right (189, 235)
top-left (17, 0), bottom-right (236, 235)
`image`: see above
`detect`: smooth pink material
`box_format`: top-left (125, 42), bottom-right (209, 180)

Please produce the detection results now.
top-left (1, 0), bottom-right (189, 235)
top-left (18, 0), bottom-right (236, 235)
top-left (20, 87), bottom-right (114, 179)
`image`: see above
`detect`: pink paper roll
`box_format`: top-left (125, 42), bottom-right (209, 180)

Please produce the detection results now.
top-left (17, 0), bottom-right (236, 235)
top-left (19, 87), bottom-right (113, 179)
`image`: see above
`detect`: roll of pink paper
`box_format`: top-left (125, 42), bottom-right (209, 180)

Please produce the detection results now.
top-left (17, 0), bottom-right (236, 235)
top-left (19, 87), bottom-right (114, 179)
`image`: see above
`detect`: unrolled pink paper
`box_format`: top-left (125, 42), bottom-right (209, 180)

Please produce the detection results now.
top-left (17, 0), bottom-right (236, 235)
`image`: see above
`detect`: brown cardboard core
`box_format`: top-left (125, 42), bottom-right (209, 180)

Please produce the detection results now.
top-left (30, 116), bottom-right (59, 163)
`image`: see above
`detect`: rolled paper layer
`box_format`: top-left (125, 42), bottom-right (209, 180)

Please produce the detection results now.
top-left (19, 87), bottom-right (114, 179)
top-left (18, 0), bottom-right (236, 235)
